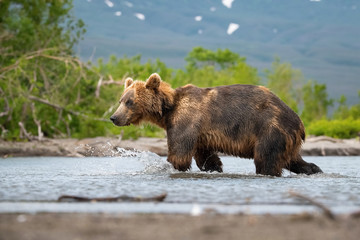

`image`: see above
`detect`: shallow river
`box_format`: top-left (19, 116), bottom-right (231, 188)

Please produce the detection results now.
top-left (0, 150), bottom-right (359, 215)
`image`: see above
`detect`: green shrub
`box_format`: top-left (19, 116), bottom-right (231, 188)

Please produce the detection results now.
top-left (307, 119), bottom-right (360, 139)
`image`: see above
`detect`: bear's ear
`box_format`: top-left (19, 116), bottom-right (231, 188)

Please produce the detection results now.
top-left (124, 77), bottom-right (134, 89)
top-left (145, 73), bottom-right (161, 90)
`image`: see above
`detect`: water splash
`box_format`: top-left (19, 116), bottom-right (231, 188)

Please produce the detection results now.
top-left (137, 151), bottom-right (174, 174)
top-left (112, 146), bottom-right (174, 174)
top-left (114, 147), bottom-right (141, 157)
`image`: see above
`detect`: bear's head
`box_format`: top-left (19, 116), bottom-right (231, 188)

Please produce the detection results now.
top-left (110, 73), bottom-right (175, 128)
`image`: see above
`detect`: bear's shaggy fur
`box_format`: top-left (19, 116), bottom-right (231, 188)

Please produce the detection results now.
top-left (110, 73), bottom-right (323, 176)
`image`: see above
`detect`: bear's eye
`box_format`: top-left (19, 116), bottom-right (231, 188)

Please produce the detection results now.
top-left (125, 99), bottom-right (134, 107)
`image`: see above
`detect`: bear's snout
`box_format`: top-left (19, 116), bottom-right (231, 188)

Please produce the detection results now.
top-left (110, 115), bottom-right (122, 126)
top-left (110, 115), bottom-right (116, 123)
top-left (110, 114), bottom-right (130, 126)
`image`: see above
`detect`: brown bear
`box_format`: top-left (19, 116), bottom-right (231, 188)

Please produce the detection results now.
top-left (110, 73), bottom-right (323, 177)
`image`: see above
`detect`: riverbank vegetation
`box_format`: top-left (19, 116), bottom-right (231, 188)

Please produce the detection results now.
top-left (1, 0), bottom-right (359, 141)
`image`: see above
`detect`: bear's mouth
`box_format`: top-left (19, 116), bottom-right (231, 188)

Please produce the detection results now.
top-left (117, 122), bottom-right (130, 127)
top-left (119, 120), bottom-right (131, 126)
top-left (112, 121), bottom-right (130, 127)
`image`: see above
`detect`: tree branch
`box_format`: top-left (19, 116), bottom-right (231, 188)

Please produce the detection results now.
top-left (31, 103), bottom-right (43, 141)
top-left (0, 87), bottom-right (10, 118)
top-left (95, 77), bottom-right (103, 98)
top-left (95, 74), bottom-right (125, 98)
top-left (28, 95), bottom-right (110, 122)
top-left (0, 48), bottom-right (58, 75)
top-left (58, 193), bottom-right (167, 203)
top-left (289, 191), bottom-right (335, 220)
top-left (18, 122), bottom-right (32, 141)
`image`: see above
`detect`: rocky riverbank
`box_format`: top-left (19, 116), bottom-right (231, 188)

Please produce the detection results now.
top-left (1, 136), bottom-right (360, 158)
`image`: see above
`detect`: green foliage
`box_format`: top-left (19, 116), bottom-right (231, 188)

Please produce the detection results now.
top-left (185, 47), bottom-right (244, 70)
top-left (183, 47), bottom-right (260, 87)
top-left (264, 57), bottom-right (303, 113)
top-left (0, 0), bottom-right (89, 140)
top-left (307, 119), bottom-right (360, 139)
top-left (333, 95), bottom-right (349, 119)
top-left (301, 80), bottom-right (333, 125)
top-left (333, 92), bottom-right (360, 120)
top-left (306, 91), bottom-right (360, 139)
top-left (0, 0), bottom-right (85, 65)
top-left (95, 55), bottom-right (173, 84)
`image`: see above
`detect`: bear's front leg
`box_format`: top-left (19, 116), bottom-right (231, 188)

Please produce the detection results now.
top-left (166, 127), bottom-right (197, 171)
top-left (167, 153), bottom-right (192, 171)
top-left (194, 148), bottom-right (223, 172)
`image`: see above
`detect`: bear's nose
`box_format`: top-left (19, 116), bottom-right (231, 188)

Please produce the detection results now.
top-left (110, 116), bottom-right (116, 123)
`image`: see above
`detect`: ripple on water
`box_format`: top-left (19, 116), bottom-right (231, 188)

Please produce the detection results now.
top-left (169, 172), bottom-right (270, 179)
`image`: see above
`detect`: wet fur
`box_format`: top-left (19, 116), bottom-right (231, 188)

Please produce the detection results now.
top-left (110, 73), bottom-right (323, 176)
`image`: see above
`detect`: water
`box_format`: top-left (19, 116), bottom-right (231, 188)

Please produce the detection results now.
top-left (0, 151), bottom-right (359, 215)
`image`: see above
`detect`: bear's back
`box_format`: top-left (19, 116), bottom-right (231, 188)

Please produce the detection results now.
top-left (173, 84), bottom-right (304, 141)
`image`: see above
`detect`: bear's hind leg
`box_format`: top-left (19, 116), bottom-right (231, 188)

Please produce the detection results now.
top-left (194, 148), bottom-right (223, 172)
top-left (254, 154), bottom-right (283, 177)
top-left (254, 132), bottom-right (287, 177)
top-left (286, 154), bottom-right (323, 175)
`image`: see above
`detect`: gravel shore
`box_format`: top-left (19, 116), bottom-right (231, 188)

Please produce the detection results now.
top-left (1, 212), bottom-right (360, 240)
